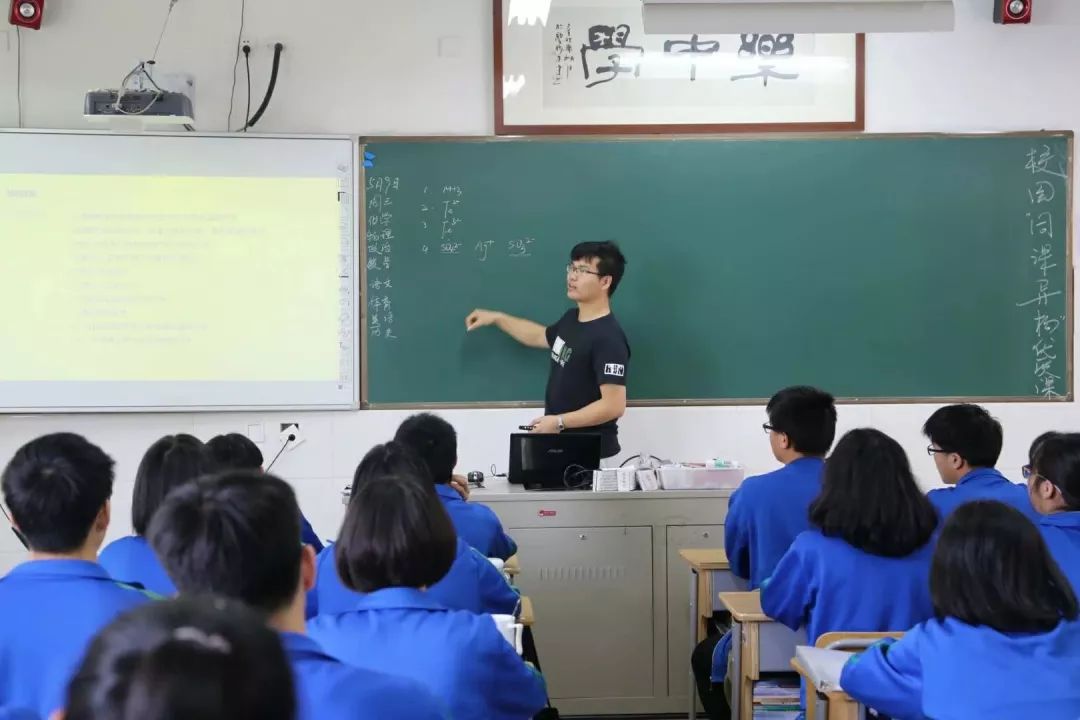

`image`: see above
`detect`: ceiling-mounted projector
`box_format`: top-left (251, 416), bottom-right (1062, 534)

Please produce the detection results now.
top-left (84, 88), bottom-right (194, 126)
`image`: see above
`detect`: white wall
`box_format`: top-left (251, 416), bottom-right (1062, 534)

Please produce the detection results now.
top-left (0, 0), bottom-right (1078, 571)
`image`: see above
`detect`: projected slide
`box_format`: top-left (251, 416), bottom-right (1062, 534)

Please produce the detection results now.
top-left (0, 133), bottom-right (357, 411)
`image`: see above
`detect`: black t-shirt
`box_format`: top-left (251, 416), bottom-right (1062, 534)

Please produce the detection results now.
top-left (544, 310), bottom-right (630, 458)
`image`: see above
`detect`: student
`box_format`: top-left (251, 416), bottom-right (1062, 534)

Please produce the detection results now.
top-left (98, 434), bottom-right (216, 595)
top-left (394, 413), bottom-right (517, 559)
top-left (841, 501), bottom-right (1080, 720)
top-left (61, 597), bottom-right (296, 720)
top-left (923, 404), bottom-right (1034, 519)
top-left (308, 443), bottom-right (548, 720)
top-left (206, 432), bottom-right (324, 552)
top-left (146, 469), bottom-right (446, 720)
top-left (0, 434), bottom-right (153, 718)
top-left (1026, 432), bottom-right (1080, 592)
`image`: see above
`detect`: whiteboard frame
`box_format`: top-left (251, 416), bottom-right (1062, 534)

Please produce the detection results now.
top-left (0, 129), bottom-right (361, 414)
top-left (358, 130), bottom-right (1073, 408)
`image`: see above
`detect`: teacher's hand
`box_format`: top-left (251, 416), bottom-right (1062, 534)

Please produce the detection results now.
top-left (465, 309), bottom-right (500, 332)
top-left (529, 416), bottom-right (561, 434)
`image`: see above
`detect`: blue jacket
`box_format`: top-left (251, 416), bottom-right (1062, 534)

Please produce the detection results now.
top-left (0, 560), bottom-right (154, 717)
top-left (0, 709), bottom-right (39, 720)
top-left (435, 485), bottom-right (517, 560)
top-left (98, 535), bottom-right (175, 596)
top-left (760, 531), bottom-right (935, 646)
top-left (310, 538), bottom-right (519, 618)
top-left (841, 617), bottom-right (1080, 720)
top-left (281, 631), bottom-right (448, 720)
top-left (308, 587), bottom-right (547, 720)
top-left (1039, 511), bottom-right (1080, 594)
top-left (724, 457), bottom-right (824, 589)
top-left (300, 514), bottom-right (325, 553)
top-left (927, 468), bottom-right (1035, 521)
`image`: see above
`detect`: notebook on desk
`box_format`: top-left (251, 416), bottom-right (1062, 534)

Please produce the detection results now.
top-left (795, 646), bottom-right (854, 693)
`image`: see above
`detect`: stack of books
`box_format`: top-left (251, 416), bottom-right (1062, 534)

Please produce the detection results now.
top-left (752, 677), bottom-right (801, 719)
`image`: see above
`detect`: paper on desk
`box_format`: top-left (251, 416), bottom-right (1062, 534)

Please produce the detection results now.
top-left (795, 645), bottom-right (853, 692)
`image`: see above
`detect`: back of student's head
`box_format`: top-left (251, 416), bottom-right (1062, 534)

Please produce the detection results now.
top-left (810, 428), bottom-right (937, 557)
top-left (931, 500), bottom-right (1078, 633)
top-left (1031, 432), bottom-right (1080, 512)
top-left (336, 442), bottom-right (456, 594)
top-left (1, 433), bottom-right (114, 553)
top-left (571, 240), bottom-right (627, 296)
top-left (205, 433), bottom-right (263, 472)
top-left (1029, 431), bottom-right (1061, 465)
top-left (765, 386), bottom-right (837, 456)
top-left (132, 434), bottom-right (217, 536)
top-left (922, 404), bottom-right (1003, 468)
top-left (64, 596), bottom-right (295, 720)
top-left (147, 471), bottom-right (302, 615)
top-left (393, 413), bottom-right (457, 485)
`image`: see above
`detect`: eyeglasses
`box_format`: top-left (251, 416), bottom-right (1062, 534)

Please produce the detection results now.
top-left (762, 423), bottom-right (776, 434)
top-left (926, 445), bottom-right (950, 456)
top-left (566, 263), bottom-right (602, 278)
top-left (1022, 465), bottom-right (1052, 484)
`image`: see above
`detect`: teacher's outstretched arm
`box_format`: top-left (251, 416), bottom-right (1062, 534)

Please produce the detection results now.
top-left (465, 309), bottom-right (549, 349)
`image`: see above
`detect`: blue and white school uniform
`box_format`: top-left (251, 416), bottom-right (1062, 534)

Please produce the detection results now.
top-left (840, 617), bottom-right (1080, 720)
top-left (724, 457), bottom-right (824, 589)
top-left (1039, 511), bottom-right (1080, 594)
top-left (308, 587), bottom-right (547, 720)
top-left (310, 538), bottom-right (519, 618)
top-left (0, 560), bottom-right (154, 717)
top-left (435, 484), bottom-right (517, 560)
top-left (98, 535), bottom-right (175, 595)
top-left (927, 468), bottom-right (1036, 521)
top-left (281, 631), bottom-right (448, 720)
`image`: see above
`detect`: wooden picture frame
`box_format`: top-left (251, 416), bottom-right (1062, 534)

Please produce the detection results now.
top-left (494, 0), bottom-right (865, 135)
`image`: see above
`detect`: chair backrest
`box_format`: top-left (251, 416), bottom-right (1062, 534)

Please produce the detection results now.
top-left (815, 631), bottom-right (904, 652)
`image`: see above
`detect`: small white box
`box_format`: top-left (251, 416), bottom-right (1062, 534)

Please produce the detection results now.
top-left (658, 465), bottom-right (745, 490)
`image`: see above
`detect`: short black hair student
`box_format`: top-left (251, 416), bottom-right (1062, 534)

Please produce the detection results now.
top-left (923, 404), bottom-right (1034, 519)
top-left (60, 597), bottom-right (296, 720)
top-left (1027, 432), bottom-right (1080, 594)
top-left (395, 413), bottom-right (517, 559)
top-left (842, 501), bottom-right (1080, 719)
top-left (147, 470), bottom-right (445, 720)
top-left (0, 434), bottom-right (152, 718)
top-left (98, 435), bottom-right (217, 595)
top-left (205, 433), bottom-right (325, 553)
top-left (308, 442), bottom-right (548, 720)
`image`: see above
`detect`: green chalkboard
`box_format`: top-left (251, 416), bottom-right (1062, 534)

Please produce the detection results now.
top-left (361, 133), bottom-right (1072, 405)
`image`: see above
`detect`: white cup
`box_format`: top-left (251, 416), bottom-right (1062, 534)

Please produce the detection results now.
top-left (491, 613), bottom-right (524, 655)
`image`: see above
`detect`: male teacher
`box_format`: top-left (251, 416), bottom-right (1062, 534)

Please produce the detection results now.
top-left (465, 241), bottom-right (630, 459)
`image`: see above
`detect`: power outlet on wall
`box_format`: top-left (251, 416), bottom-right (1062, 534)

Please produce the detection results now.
top-left (279, 423), bottom-right (305, 450)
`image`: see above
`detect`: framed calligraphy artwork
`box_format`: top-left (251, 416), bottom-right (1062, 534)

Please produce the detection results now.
top-left (495, 0), bottom-right (865, 135)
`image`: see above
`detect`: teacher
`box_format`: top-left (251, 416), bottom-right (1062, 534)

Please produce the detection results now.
top-left (465, 241), bottom-right (630, 459)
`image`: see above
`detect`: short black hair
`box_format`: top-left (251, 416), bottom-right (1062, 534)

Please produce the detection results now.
top-left (336, 442), bottom-right (456, 593)
top-left (1, 433), bottom-right (115, 553)
top-left (131, 435), bottom-right (218, 536)
top-left (1029, 431), bottom-right (1062, 465)
top-left (206, 433), bottom-right (263, 471)
top-left (810, 429), bottom-right (938, 557)
top-left (394, 413), bottom-right (457, 485)
top-left (147, 471), bottom-right (302, 615)
top-left (571, 240), bottom-right (627, 296)
top-left (922, 404), bottom-right (1003, 468)
top-left (1032, 432), bottom-right (1080, 511)
top-left (765, 386), bottom-right (837, 456)
top-left (64, 596), bottom-right (295, 720)
top-left (931, 501), bottom-right (1078, 633)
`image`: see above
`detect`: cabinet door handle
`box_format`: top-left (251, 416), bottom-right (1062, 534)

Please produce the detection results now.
top-left (702, 532), bottom-right (710, 539)
top-left (578, 534), bottom-right (587, 541)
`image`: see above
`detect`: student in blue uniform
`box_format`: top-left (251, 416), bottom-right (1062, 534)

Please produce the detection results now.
top-left (206, 432), bottom-right (325, 552)
top-left (61, 597), bottom-right (297, 720)
top-left (147, 469), bottom-right (447, 720)
top-left (923, 404), bottom-right (1034, 519)
top-left (1025, 432), bottom-right (1080, 592)
top-left (395, 413), bottom-right (518, 559)
top-left (692, 387), bottom-right (837, 719)
top-left (98, 434), bottom-right (217, 595)
top-left (0, 434), bottom-right (153, 718)
top-left (761, 428), bottom-right (938, 647)
top-left (308, 443), bottom-right (548, 720)
top-left (841, 501), bottom-right (1080, 720)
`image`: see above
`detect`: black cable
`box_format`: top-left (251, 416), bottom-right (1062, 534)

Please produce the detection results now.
top-left (264, 433), bottom-right (295, 473)
top-left (245, 42), bottom-right (283, 129)
top-left (242, 45), bottom-right (252, 132)
top-left (15, 27), bottom-right (22, 128)
top-left (151, 0), bottom-right (179, 63)
top-left (562, 464), bottom-right (593, 491)
top-left (226, 0), bottom-right (247, 131)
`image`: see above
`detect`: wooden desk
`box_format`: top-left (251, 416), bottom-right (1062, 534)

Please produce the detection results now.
top-left (680, 548), bottom-right (733, 720)
top-left (791, 658), bottom-right (860, 720)
top-left (720, 592), bottom-right (806, 720)
top-left (504, 554), bottom-right (520, 577)
top-left (519, 596), bottom-right (534, 627)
